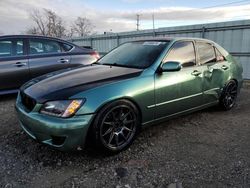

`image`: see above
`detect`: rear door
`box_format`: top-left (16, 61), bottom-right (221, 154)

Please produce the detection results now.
top-left (195, 42), bottom-right (228, 103)
top-left (155, 40), bottom-right (204, 119)
top-left (28, 38), bottom-right (71, 78)
top-left (0, 38), bottom-right (29, 91)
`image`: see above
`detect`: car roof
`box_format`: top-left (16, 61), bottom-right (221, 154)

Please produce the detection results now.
top-left (0, 34), bottom-right (96, 51)
top-left (0, 34), bottom-right (76, 45)
top-left (132, 37), bottom-right (215, 44)
top-left (1, 34), bottom-right (62, 40)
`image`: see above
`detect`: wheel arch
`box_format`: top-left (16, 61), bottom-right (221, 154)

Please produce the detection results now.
top-left (221, 78), bottom-right (238, 95)
top-left (224, 78), bottom-right (238, 87)
top-left (232, 78), bottom-right (238, 86)
top-left (94, 96), bottom-right (143, 123)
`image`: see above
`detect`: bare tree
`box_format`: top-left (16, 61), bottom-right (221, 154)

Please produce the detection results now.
top-left (67, 28), bottom-right (75, 38)
top-left (28, 9), bottom-right (67, 38)
top-left (30, 9), bottom-right (46, 35)
top-left (26, 27), bottom-right (39, 35)
top-left (44, 9), bottom-right (66, 38)
top-left (72, 17), bottom-right (93, 37)
top-left (27, 9), bottom-right (94, 38)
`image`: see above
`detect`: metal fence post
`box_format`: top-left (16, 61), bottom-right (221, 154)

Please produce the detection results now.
top-left (90, 37), bottom-right (93, 48)
top-left (117, 34), bottom-right (119, 47)
top-left (202, 26), bottom-right (206, 38)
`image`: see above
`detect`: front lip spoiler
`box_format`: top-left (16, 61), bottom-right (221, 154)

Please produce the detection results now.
top-left (20, 122), bottom-right (36, 140)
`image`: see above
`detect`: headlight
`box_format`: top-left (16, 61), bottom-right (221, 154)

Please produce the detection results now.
top-left (40, 99), bottom-right (85, 118)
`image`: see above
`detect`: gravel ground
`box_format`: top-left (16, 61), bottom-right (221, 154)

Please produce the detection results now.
top-left (0, 89), bottom-right (249, 188)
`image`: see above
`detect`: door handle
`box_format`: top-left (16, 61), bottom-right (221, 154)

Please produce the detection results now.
top-left (191, 70), bottom-right (202, 76)
top-left (58, 58), bottom-right (69, 63)
top-left (221, 65), bottom-right (229, 70)
top-left (13, 62), bottom-right (27, 67)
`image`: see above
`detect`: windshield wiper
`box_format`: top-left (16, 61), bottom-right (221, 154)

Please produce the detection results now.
top-left (102, 63), bottom-right (119, 66)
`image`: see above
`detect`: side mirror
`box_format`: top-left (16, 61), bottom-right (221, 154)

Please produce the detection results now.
top-left (160, 61), bottom-right (182, 72)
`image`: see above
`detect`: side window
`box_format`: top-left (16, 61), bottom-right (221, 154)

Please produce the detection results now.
top-left (197, 42), bottom-right (216, 65)
top-left (164, 41), bottom-right (196, 67)
top-left (29, 39), bottom-right (62, 55)
top-left (61, 43), bottom-right (73, 52)
top-left (14, 40), bottom-right (24, 56)
top-left (0, 40), bottom-right (12, 57)
top-left (215, 47), bottom-right (225, 62)
top-left (0, 39), bottom-right (24, 58)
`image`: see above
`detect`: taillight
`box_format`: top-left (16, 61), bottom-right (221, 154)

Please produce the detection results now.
top-left (91, 51), bottom-right (100, 60)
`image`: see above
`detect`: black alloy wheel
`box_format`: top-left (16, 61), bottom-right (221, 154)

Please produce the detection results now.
top-left (220, 80), bottom-right (238, 110)
top-left (91, 100), bottom-right (140, 153)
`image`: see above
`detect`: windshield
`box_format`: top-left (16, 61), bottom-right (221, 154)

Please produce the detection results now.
top-left (97, 41), bottom-right (169, 69)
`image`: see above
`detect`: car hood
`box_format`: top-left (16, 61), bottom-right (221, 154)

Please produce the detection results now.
top-left (21, 64), bottom-right (143, 103)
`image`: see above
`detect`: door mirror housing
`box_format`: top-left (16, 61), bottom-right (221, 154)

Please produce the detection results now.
top-left (160, 61), bottom-right (182, 72)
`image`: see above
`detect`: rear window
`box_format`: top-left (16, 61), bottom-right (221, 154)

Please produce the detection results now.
top-left (215, 47), bottom-right (225, 62)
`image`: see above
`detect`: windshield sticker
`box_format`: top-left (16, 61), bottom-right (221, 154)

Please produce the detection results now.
top-left (143, 41), bottom-right (164, 46)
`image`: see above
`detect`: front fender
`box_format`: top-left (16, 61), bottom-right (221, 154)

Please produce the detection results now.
top-left (71, 75), bottom-right (155, 124)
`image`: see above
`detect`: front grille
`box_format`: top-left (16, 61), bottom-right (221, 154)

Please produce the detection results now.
top-left (20, 92), bottom-right (36, 111)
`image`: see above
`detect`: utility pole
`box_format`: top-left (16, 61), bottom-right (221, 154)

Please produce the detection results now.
top-left (136, 14), bottom-right (140, 31)
top-left (152, 13), bottom-right (155, 31)
top-left (152, 12), bottom-right (156, 37)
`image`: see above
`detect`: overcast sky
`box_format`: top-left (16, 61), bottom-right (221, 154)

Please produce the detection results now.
top-left (1, 0), bottom-right (250, 35)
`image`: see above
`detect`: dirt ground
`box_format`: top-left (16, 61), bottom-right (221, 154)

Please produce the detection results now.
top-left (0, 89), bottom-right (249, 188)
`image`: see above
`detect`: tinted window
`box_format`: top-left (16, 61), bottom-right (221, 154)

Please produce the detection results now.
top-left (61, 43), bottom-right (73, 52)
top-left (197, 42), bottom-right (216, 65)
top-left (0, 40), bottom-right (24, 58)
top-left (15, 40), bottom-right (24, 56)
top-left (29, 39), bottom-right (62, 55)
top-left (0, 40), bottom-right (12, 57)
top-left (215, 47), bottom-right (225, 62)
top-left (98, 41), bottom-right (169, 69)
top-left (164, 41), bottom-right (196, 67)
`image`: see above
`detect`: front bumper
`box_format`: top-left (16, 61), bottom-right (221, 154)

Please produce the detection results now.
top-left (15, 95), bottom-right (94, 151)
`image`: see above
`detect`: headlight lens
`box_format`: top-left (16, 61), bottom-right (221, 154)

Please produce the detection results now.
top-left (40, 99), bottom-right (85, 118)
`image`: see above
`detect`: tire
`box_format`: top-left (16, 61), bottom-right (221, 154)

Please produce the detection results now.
top-left (219, 80), bottom-right (238, 110)
top-left (90, 99), bottom-right (140, 154)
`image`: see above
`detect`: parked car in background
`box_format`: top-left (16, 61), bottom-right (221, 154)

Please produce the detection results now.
top-left (0, 35), bottom-right (100, 94)
top-left (16, 37), bottom-right (243, 154)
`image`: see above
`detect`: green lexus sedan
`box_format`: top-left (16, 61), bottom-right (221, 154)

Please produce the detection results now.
top-left (16, 37), bottom-right (243, 153)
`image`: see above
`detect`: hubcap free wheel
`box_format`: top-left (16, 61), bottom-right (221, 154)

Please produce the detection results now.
top-left (99, 105), bottom-right (137, 151)
top-left (222, 81), bottom-right (238, 109)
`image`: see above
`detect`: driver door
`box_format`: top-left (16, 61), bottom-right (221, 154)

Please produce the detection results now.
top-left (154, 41), bottom-right (204, 119)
